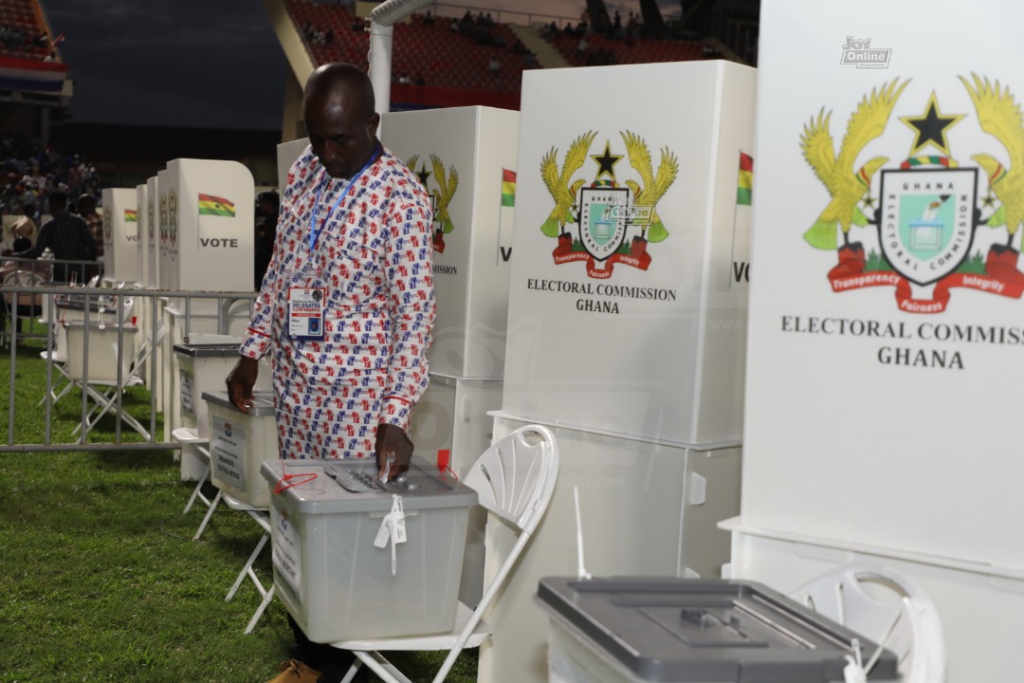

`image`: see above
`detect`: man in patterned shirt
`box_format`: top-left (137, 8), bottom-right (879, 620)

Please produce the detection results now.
top-left (226, 64), bottom-right (435, 683)
top-left (13, 192), bottom-right (96, 283)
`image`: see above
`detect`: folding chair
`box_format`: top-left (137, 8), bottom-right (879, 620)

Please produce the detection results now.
top-left (38, 347), bottom-right (75, 406)
top-left (331, 423), bottom-right (560, 683)
top-left (39, 290), bottom-right (122, 406)
top-left (790, 565), bottom-right (946, 683)
top-left (172, 426), bottom-right (223, 540)
top-left (65, 306), bottom-right (162, 441)
top-left (221, 493), bottom-right (276, 635)
top-left (2, 268), bottom-right (46, 349)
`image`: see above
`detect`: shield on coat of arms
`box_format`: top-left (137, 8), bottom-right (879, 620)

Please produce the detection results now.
top-left (578, 186), bottom-right (629, 261)
top-left (878, 168), bottom-right (978, 285)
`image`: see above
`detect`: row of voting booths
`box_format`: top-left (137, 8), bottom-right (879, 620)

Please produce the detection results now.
top-left (86, 4), bottom-right (1024, 672)
top-left (93, 160), bottom-right (261, 481)
top-left (253, 86), bottom-right (751, 681)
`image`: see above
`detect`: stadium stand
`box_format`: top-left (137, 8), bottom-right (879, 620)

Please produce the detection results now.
top-left (278, 0), bottom-right (716, 104)
top-left (0, 0), bottom-right (53, 60)
top-left (547, 27), bottom-right (704, 67)
top-left (284, 0), bottom-right (537, 95)
top-left (0, 0), bottom-right (68, 100)
top-left (0, 135), bottom-right (101, 224)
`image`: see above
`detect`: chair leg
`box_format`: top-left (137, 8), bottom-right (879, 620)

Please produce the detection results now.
top-left (339, 660), bottom-right (365, 683)
top-left (183, 462), bottom-right (211, 515)
top-left (193, 489), bottom-right (221, 541)
top-left (352, 651), bottom-right (414, 683)
top-left (244, 583), bottom-right (275, 635)
top-left (227, 532), bottom-right (270, 602)
top-left (37, 378), bottom-right (69, 406)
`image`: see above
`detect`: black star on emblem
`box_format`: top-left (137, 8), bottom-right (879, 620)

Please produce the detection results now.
top-left (591, 141), bottom-right (623, 180)
top-left (862, 195), bottom-right (877, 210)
top-left (416, 163), bottom-right (431, 187)
top-left (982, 192), bottom-right (998, 209)
top-left (899, 92), bottom-right (964, 156)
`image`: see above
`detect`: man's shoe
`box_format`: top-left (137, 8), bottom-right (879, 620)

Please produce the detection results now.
top-left (263, 659), bottom-right (322, 683)
top-left (287, 643), bottom-right (321, 670)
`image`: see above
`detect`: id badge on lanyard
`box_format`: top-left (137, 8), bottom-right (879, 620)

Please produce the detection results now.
top-left (288, 285), bottom-right (326, 341)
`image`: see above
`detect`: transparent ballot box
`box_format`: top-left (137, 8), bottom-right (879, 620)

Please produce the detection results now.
top-left (64, 320), bottom-right (138, 384)
top-left (174, 342), bottom-right (269, 438)
top-left (203, 390), bottom-right (279, 507)
top-left (261, 456), bottom-right (478, 642)
top-left (535, 576), bottom-right (899, 683)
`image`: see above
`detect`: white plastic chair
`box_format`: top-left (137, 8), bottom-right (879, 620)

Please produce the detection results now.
top-left (331, 423), bottom-right (560, 683)
top-left (790, 565), bottom-right (945, 683)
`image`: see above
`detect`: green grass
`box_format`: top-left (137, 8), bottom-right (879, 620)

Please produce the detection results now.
top-left (0, 339), bottom-right (478, 683)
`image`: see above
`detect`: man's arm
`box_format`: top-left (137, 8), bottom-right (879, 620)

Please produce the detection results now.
top-left (375, 183), bottom-right (436, 478)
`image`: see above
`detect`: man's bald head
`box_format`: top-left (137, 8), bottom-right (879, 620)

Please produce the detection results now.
top-left (303, 63), bottom-right (381, 179)
top-left (304, 63), bottom-right (376, 123)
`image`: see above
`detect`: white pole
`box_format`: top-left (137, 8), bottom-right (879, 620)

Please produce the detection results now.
top-left (367, 20), bottom-right (393, 117)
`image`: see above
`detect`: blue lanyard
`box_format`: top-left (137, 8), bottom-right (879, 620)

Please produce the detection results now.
top-left (308, 144), bottom-right (380, 252)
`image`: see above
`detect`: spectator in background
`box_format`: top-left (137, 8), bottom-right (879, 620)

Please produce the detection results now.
top-left (8, 202), bottom-right (37, 245)
top-left (1, 236), bottom-right (52, 342)
top-left (76, 194), bottom-right (103, 260)
top-left (488, 56), bottom-right (500, 77)
top-left (253, 191), bottom-right (279, 291)
top-left (12, 192), bottom-right (96, 283)
top-left (576, 36), bottom-right (588, 58)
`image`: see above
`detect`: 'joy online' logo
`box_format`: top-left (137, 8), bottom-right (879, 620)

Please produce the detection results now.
top-left (840, 36), bottom-right (891, 69)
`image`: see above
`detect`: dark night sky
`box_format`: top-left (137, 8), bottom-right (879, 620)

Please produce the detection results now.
top-left (45, 0), bottom-right (289, 131)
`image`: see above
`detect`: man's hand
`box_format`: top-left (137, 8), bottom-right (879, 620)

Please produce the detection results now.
top-left (375, 423), bottom-right (413, 482)
top-left (226, 356), bottom-right (259, 414)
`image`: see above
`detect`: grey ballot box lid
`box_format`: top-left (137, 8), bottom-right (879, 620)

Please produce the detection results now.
top-left (56, 296), bottom-right (116, 313)
top-left (261, 456), bottom-right (478, 515)
top-left (535, 576), bottom-right (900, 682)
top-left (201, 389), bottom-right (277, 417)
top-left (173, 343), bottom-right (243, 358)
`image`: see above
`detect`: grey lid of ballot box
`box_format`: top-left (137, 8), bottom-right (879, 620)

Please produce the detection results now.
top-left (56, 296), bottom-right (115, 313)
top-left (261, 456), bottom-right (478, 514)
top-left (173, 343), bottom-right (242, 358)
top-left (200, 389), bottom-right (276, 416)
top-left (62, 320), bottom-right (137, 331)
top-left (535, 576), bottom-right (900, 682)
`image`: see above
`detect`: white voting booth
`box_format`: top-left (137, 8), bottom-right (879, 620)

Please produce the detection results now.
top-left (381, 106), bottom-right (519, 604)
top-left (146, 175), bottom-right (160, 290)
top-left (154, 159), bottom-right (256, 477)
top-left (276, 137), bottom-right (309, 195)
top-left (157, 169), bottom-right (172, 290)
top-left (725, 1), bottom-right (1024, 680)
top-left (136, 184), bottom-right (149, 290)
top-left (100, 188), bottom-right (139, 285)
top-left (478, 61), bottom-right (755, 683)
top-left (145, 175), bottom-right (165, 413)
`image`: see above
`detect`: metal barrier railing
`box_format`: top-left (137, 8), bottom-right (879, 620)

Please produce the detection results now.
top-left (0, 281), bottom-right (257, 453)
top-left (0, 255), bottom-right (104, 291)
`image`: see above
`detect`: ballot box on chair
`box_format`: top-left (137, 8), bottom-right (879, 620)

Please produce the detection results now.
top-left (261, 456), bottom-right (478, 643)
top-left (203, 389), bottom-right (280, 508)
